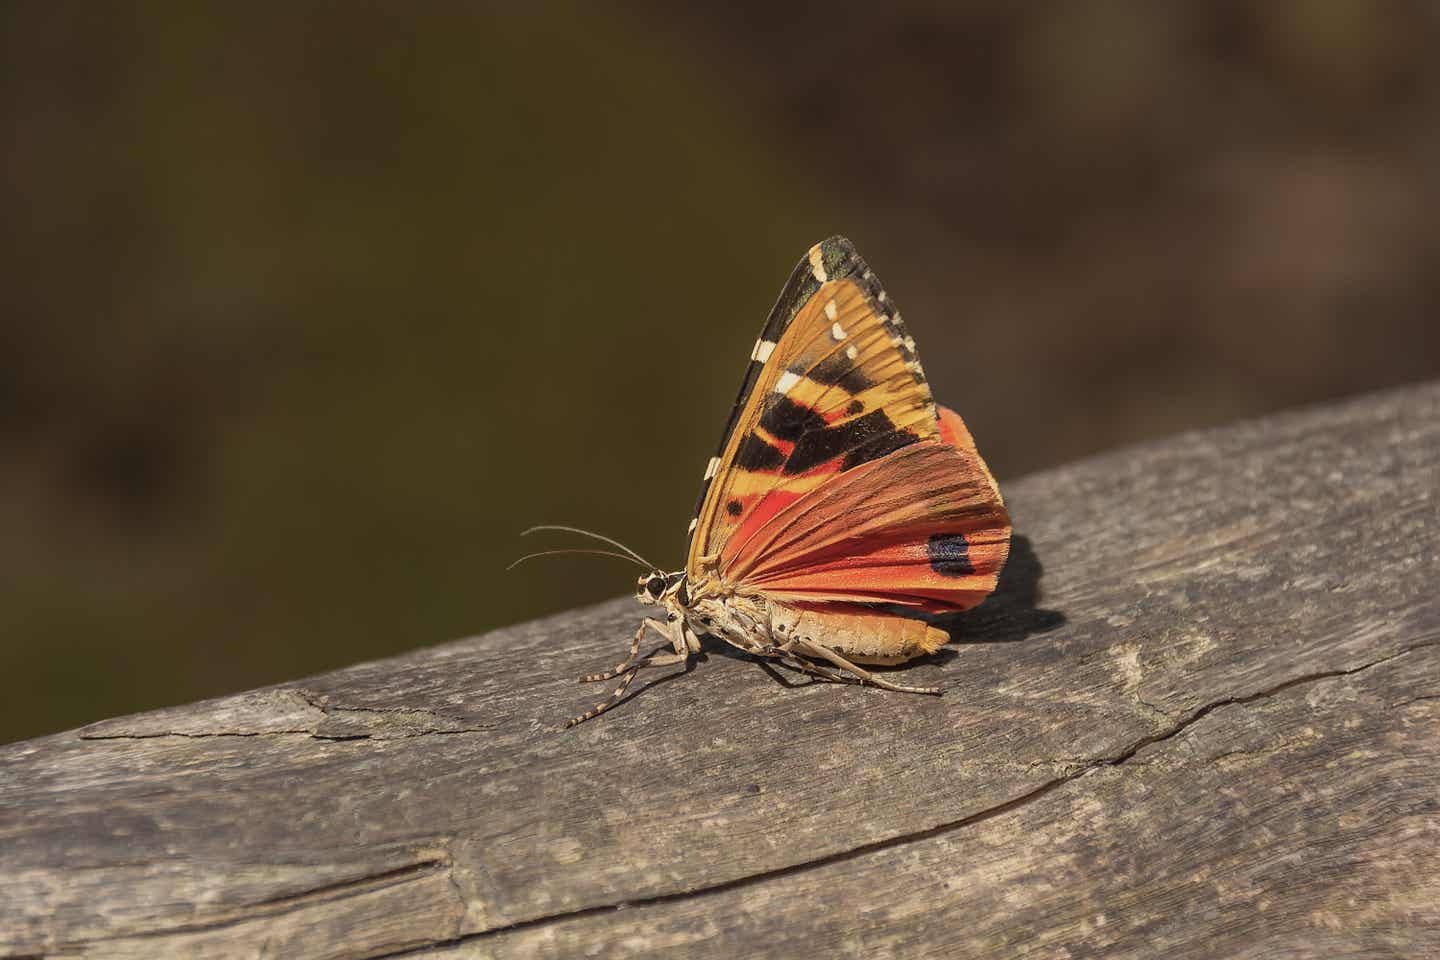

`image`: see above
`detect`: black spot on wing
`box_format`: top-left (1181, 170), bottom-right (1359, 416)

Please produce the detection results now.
top-left (926, 532), bottom-right (974, 577)
top-left (808, 350), bottom-right (871, 395)
top-left (786, 409), bottom-right (914, 475)
top-left (846, 399), bottom-right (864, 415)
top-left (726, 499), bottom-right (743, 516)
top-left (735, 433), bottom-right (785, 472)
top-left (760, 394), bottom-right (827, 442)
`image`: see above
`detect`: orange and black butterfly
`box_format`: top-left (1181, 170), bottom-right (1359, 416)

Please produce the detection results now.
top-left (523, 237), bottom-right (1011, 726)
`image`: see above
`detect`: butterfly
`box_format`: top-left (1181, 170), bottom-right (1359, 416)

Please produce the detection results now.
top-left (520, 237), bottom-right (1011, 727)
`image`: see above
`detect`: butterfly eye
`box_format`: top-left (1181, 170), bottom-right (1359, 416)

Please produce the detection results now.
top-left (646, 576), bottom-right (665, 598)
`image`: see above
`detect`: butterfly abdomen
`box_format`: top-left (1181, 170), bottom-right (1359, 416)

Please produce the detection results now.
top-left (770, 603), bottom-right (948, 666)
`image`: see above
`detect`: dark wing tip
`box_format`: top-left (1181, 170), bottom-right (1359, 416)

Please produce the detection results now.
top-left (810, 236), bottom-right (868, 286)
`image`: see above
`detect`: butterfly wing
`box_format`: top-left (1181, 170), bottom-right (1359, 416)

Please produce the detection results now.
top-left (685, 236), bottom-right (1009, 617)
top-left (685, 236), bottom-right (940, 576)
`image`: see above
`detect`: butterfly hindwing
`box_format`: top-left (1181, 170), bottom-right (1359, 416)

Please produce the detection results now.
top-left (685, 237), bottom-right (938, 578)
top-left (723, 423), bottom-right (1011, 613)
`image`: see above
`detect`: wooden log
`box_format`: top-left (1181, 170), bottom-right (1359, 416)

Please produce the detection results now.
top-left (3, 383), bottom-right (1437, 959)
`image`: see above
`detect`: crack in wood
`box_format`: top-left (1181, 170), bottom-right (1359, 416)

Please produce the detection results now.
top-left (76, 688), bottom-right (497, 742)
top-left (39, 644), bottom-right (1436, 958)
top-left (362, 639), bottom-right (1439, 958)
top-left (77, 728), bottom-right (492, 742)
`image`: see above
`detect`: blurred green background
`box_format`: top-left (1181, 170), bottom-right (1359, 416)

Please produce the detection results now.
top-left (4, 2), bottom-right (1439, 744)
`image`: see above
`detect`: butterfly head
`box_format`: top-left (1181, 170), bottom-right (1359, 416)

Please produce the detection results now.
top-left (636, 570), bottom-right (688, 608)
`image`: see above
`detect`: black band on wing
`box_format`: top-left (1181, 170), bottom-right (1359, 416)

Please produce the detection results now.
top-left (787, 409), bottom-right (917, 475)
top-left (808, 351), bottom-right (872, 395)
top-left (759, 394), bottom-right (827, 442)
top-left (734, 432), bottom-right (786, 472)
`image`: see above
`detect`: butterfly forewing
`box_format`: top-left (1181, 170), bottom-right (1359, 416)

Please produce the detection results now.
top-left (685, 237), bottom-right (940, 578)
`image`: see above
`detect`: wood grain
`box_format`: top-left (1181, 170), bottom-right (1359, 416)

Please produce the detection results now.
top-left (2, 383), bottom-right (1437, 959)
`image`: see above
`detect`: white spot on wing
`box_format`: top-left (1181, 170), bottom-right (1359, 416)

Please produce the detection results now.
top-left (808, 245), bottom-right (828, 282)
top-left (830, 321), bottom-right (847, 341)
top-left (774, 370), bottom-right (801, 394)
top-left (704, 456), bottom-right (721, 480)
top-left (688, 517), bottom-right (698, 533)
top-left (751, 339), bottom-right (775, 363)
top-left (878, 290), bottom-right (887, 303)
top-left (845, 344), bottom-right (859, 360)
top-left (824, 300), bottom-right (837, 320)
top-left (903, 336), bottom-right (916, 352)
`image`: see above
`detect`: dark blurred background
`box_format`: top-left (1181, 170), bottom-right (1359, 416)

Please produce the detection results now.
top-left (4, 2), bottom-right (1439, 744)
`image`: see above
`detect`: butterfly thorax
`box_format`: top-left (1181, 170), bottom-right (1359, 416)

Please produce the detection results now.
top-left (635, 570), bottom-right (775, 656)
top-left (686, 593), bottom-right (770, 651)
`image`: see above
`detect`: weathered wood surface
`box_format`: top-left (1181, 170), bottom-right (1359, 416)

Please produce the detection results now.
top-left (3, 383), bottom-right (1438, 959)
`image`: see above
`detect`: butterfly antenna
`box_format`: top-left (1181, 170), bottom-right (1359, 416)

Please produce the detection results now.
top-left (521, 524), bottom-right (657, 570)
top-left (507, 548), bottom-right (650, 571)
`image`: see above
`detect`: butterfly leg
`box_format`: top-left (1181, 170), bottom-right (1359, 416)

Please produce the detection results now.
top-left (566, 619), bottom-right (690, 728)
top-left (581, 616), bottom-right (656, 682)
top-left (787, 639), bottom-right (941, 695)
top-left (579, 617), bottom-right (664, 683)
top-left (565, 651), bottom-right (691, 728)
top-left (774, 652), bottom-right (852, 686)
top-left (566, 667), bottom-right (642, 728)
